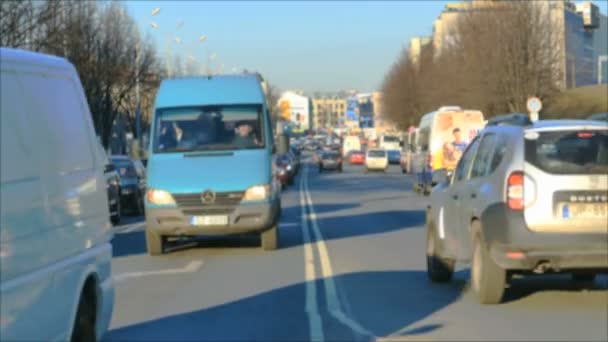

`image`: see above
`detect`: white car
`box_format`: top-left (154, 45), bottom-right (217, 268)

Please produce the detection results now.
top-left (1, 48), bottom-right (114, 341)
top-left (365, 149), bottom-right (389, 172)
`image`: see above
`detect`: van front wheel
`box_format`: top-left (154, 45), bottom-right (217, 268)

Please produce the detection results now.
top-left (71, 288), bottom-right (96, 342)
top-left (146, 229), bottom-right (164, 255)
top-left (262, 225), bottom-right (279, 251)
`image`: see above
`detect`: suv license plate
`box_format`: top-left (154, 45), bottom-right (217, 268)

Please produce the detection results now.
top-left (562, 203), bottom-right (608, 219)
top-left (191, 215), bottom-right (229, 226)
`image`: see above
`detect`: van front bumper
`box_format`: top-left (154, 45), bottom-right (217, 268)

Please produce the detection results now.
top-left (481, 203), bottom-right (608, 272)
top-left (146, 198), bottom-right (280, 236)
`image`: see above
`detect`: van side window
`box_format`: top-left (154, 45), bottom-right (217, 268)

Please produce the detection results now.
top-left (1, 72), bottom-right (37, 183)
top-left (19, 73), bottom-right (93, 173)
top-left (470, 134), bottom-right (497, 178)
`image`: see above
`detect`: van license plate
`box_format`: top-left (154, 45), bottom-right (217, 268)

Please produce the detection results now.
top-left (562, 203), bottom-right (607, 219)
top-left (191, 215), bottom-right (229, 226)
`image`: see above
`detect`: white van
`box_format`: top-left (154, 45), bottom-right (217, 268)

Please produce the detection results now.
top-left (342, 135), bottom-right (362, 157)
top-left (411, 106), bottom-right (485, 193)
top-left (0, 48), bottom-right (114, 341)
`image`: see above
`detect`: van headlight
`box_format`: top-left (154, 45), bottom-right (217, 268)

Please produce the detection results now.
top-left (147, 189), bottom-right (176, 205)
top-left (243, 185), bottom-right (271, 201)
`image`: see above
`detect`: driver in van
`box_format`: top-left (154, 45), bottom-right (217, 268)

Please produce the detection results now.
top-left (233, 121), bottom-right (259, 148)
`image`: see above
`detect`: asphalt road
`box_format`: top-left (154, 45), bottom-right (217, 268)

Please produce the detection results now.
top-left (105, 157), bottom-right (608, 342)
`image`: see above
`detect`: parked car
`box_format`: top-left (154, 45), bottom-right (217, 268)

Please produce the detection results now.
top-left (110, 155), bottom-right (146, 216)
top-left (349, 150), bottom-right (366, 165)
top-left (319, 150), bottom-right (343, 173)
top-left (103, 155), bottom-right (122, 225)
top-left (426, 119), bottom-right (608, 304)
top-left (1, 48), bottom-right (114, 342)
top-left (365, 149), bottom-right (389, 172)
top-left (145, 75), bottom-right (281, 254)
top-left (387, 149), bottom-right (401, 165)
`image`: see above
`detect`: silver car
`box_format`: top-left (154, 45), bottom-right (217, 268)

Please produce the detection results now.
top-left (426, 119), bottom-right (608, 304)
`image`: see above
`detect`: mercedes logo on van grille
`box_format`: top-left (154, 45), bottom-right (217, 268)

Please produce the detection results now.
top-left (201, 190), bottom-right (216, 204)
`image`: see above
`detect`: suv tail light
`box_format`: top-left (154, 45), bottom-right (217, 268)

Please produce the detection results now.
top-left (507, 171), bottom-right (524, 210)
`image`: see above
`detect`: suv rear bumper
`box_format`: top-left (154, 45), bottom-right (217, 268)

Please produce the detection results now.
top-left (481, 203), bottom-right (608, 271)
top-left (146, 198), bottom-right (280, 236)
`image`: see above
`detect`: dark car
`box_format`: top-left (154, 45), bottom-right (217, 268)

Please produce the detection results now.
top-left (273, 155), bottom-right (290, 189)
top-left (319, 151), bottom-right (343, 173)
top-left (103, 160), bottom-right (122, 225)
top-left (387, 150), bottom-right (401, 164)
top-left (110, 155), bottom-right (146, 216)
top-left (276, 153), bottom-right (296, 185)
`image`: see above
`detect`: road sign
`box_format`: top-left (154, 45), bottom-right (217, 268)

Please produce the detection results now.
top-left (527, 97), bottom-right (542, 113)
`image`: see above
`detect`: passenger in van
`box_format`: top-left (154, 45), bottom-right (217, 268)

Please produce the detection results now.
top-left (179, 113), bottom-right (218, 148)
top-left (233, 121), bottom-right (260, 149)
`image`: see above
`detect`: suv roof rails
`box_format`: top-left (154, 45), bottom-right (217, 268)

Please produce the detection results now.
top-left (486, 113), bottom-right (532, 127)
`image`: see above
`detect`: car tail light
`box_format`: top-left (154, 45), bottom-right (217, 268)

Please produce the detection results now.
top-left (507, 171), bottom-right (524, 210)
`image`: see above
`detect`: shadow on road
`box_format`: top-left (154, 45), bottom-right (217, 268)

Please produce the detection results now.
top-left (502, 273), bottom-right (608, 303)
top-left (104, 270), bottom-right (463, 341)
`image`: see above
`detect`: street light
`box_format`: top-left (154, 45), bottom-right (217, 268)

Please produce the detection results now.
top-left (134, 8), bottom-right (161, 158)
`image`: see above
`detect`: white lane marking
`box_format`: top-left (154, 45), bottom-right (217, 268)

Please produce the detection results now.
top-left (303, 164), bottom-right (374, 338)
top-left (438, 207), bottom-right (445, 239)
top-left (279, 222), bottom-right (299, 227)
top-left (300, 167), bottom-right (324, 342)
top-left (112, 260), bottom-right (204, 284)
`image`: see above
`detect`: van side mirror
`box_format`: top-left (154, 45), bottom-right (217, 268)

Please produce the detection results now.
top-left (104, 164), bottom-right (115, 173)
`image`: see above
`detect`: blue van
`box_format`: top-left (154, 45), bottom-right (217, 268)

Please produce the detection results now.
top-left (144, 74), bottom-right (281, 254)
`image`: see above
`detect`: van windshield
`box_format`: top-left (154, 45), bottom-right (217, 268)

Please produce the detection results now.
top-left (153, 105), bottom-right (264, 153)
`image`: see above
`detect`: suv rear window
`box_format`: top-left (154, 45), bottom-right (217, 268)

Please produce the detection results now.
top-left (368, 150), bottom-right (386, 157)
top-left (525, 130), bottom-right (608, 175)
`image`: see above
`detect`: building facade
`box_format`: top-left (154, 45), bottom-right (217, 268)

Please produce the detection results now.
top-left (431, 0), bottom-right (606, 88)
top-left (311, 98), bottom-right (346, 130)
top-left (408, 36), bottom-right (432, 65)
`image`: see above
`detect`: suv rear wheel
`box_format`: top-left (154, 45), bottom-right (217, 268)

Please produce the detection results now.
top-left (471, 233), bottom-right (506, 304)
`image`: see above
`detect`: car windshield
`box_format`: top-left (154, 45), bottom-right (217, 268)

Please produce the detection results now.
top-left (383, 136), bottom-right (399, 142)
top-left (111, 158), bottom-right (137, 178)
top-left (153, 105), bottom-right (264, 153)
top-left (525, 130), bottom-right (608, 175)
top-left (368, 150), bottom-right (386, 157)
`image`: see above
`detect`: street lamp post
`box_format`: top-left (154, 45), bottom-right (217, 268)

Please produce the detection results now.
top-left (135, 8), bottom-right (160, 158)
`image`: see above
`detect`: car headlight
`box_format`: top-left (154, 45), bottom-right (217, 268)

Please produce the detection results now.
top-left (287, 165), bottom-right (293, 171)
top-left (109, 179), bottom-right (119, 187)
top-left (147, 189), bottom-right (176, 205)
top-left (243, 185), bottom-right (270, 201)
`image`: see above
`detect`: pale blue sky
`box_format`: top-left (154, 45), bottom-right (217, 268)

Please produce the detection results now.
top-left (125, 1), bottom-right (608, 93)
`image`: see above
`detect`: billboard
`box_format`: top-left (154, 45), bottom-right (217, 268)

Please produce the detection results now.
top-left (278, 92), bottom-right (310, 133)
top-left (346, 96), bottom-right (359, 127)
top-left (357, 94), bottom-right (374, 128)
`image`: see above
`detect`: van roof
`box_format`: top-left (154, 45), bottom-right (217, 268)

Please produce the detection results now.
top-left (155, 74), bottom-right (265, 108)
top-left (0, 47), bottom-right (73, 70)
